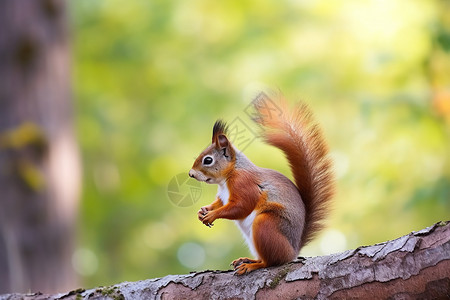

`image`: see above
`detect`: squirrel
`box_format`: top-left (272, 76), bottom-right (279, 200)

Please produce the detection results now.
top-left (188, 92), bottom-right (334, 275)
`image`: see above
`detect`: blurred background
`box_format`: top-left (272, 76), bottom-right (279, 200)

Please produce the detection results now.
top-left (0, 0), bottom-right (449, 294)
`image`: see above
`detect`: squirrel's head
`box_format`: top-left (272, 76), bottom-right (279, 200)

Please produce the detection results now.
top-left (189, 120), bottom-right (236, 184)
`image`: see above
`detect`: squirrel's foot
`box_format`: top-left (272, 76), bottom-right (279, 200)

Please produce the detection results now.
top-left (234, 261), bottom-right (266, 275)
top-left (231, 257), bottom-right (260, 268)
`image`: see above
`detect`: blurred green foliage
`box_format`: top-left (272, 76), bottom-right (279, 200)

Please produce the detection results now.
top-left (70, 0), bottom-right (450, 288)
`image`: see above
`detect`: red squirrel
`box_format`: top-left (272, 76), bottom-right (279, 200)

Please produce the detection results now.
top-left (188, 92), bottom-right (334, 275)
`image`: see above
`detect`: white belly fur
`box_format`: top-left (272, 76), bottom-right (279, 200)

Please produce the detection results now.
top-left (217, 183), bottom-right (258, 258)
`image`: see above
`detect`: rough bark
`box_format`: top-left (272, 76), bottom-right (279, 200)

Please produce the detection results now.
top-left (1, 222), bottom-right (449, 300)
top-left (0, 0), bottom-right (80, 294)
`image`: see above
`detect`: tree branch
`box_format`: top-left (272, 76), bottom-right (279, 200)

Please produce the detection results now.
top-left (1, 221), bottom-right (449, 300)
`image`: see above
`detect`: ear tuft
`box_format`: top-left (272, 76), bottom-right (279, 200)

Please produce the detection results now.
top-left (212, 120), bottom-right (228, 143)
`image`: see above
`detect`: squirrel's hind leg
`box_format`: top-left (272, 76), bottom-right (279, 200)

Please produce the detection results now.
top-left (253, 213), bottom-right (296, 266)
top-left (234, 213), bottom-right (296, 275)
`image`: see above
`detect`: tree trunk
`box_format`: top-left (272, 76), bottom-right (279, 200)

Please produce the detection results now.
top-left (0, 0), bottom-right (80, 294)
top-left (1, 222), bottom-right (448, 300)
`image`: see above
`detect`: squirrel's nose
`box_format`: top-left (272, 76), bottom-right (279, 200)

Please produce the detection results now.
top-left (188, 170), bottom-right (195, 178)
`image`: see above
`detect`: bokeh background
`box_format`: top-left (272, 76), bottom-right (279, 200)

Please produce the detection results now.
top-left (70, 0), bottom-right (450, 288)
top-left (7, 0), bottom-right (450, 292)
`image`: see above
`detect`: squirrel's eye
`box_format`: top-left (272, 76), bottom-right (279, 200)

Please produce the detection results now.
top-left (203, 156), bottom-right (214, 165)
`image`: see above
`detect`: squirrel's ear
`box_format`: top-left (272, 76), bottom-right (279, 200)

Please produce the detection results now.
top-left (212, 120), bottom-right (234, 159)
top-left (217, 134), bottom-right (229, 149)
top-left (216, 134), bottom-right (234, 159)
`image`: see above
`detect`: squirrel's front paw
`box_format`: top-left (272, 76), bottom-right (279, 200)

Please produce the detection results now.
top-left (200, 212), bottom-right (216, 228)
top-left (197, 208), bottom-right (207, 221)
top-left (197, 205), bottom-right (212, 221)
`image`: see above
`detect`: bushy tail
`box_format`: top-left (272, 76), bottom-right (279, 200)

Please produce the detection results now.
top-left (252, 92), bottom-right (334, 246)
